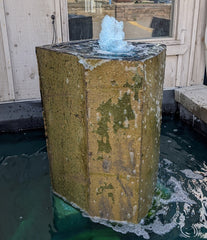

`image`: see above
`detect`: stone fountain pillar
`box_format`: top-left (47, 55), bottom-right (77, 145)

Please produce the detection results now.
top-left (36, 40), bottom-right (166, 224)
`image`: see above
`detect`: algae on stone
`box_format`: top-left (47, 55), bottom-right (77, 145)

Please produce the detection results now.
top-left (36, 42), bottom-right (166, 224)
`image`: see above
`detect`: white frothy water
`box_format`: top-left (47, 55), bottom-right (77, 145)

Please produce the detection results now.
top-left (99, 15), bottom-right (134, 53)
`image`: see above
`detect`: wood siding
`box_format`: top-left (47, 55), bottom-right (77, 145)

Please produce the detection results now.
top-left (0, 0), bottom-right (206, 103)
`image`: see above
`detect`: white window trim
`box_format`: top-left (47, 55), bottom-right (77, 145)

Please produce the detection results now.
top-left (129, 0), bottom-right (189, 57)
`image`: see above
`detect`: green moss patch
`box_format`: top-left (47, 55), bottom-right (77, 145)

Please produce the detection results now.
top-left (96, 93), bottom-right (135, 153)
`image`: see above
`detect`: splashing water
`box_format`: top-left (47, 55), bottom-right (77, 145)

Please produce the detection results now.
top-left (98, 15), bottom-right (134, 53)
top-left (51, 117), bottom-right (207, 239)
top-left (1, 118), bottom-right (207, 239)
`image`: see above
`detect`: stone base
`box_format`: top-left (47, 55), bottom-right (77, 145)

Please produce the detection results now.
top-left (175, 85), bottom-right (207, 137)
top-left (36, 41), bottom-right (166, 223)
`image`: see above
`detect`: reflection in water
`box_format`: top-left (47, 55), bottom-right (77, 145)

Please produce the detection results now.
top-left (0, 131), bottom-right (52, 240)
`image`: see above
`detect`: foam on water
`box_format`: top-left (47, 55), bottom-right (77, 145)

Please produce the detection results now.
top-left (77, 118), bottom-right (207, 239)
top-left (84, 159), bottom-right (207, 239)
top-left (180, 169), bottom-right (204, 180)
top-left (1, 110), bottom-right (207, 240)
top-left (98, 15), bottom-right (134, 53)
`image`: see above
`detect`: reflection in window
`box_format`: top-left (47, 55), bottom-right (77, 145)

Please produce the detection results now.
top-left (68, 0), bottom-right (174, 41)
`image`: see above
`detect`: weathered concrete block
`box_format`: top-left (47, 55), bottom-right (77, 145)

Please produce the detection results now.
top-left (175, 85), bottom-right (207, 124)
top-left (36, 40), bottom-right (166, 224)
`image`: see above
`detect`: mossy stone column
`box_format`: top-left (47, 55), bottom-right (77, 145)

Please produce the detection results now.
top-left (36, 41), bottom-right (166, 224)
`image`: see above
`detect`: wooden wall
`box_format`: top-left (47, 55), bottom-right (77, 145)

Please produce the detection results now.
top-left (147, 0), bottom-right (207, 88)
top-left (0, 0), bottom-right (68, 102)
top-left (0, 0), bottom-right (206, 103)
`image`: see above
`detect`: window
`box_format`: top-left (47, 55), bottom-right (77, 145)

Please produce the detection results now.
top-left (68, 0), bottom-right (175, 41)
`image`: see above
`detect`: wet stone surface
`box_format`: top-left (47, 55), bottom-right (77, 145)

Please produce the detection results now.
top-left (36, 41), bottom-right (166, 224)
top-left (41, 40), bottom-right (166, 61)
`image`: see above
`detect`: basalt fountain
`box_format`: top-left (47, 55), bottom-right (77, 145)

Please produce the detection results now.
top-left (36, 15), bottom-right (166, 224)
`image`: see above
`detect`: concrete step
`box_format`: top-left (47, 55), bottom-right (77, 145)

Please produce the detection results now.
top-left (175, 85), bottom-right (207, 124)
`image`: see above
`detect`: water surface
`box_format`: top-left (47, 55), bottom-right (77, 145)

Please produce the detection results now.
top-left (42, 40), bottom-right (165, 61)
top-left (0, 116), bottom-right (207, 239)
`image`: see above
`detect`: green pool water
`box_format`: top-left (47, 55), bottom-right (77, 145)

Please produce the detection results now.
top-left (0, 116), bottom-right (207, 240)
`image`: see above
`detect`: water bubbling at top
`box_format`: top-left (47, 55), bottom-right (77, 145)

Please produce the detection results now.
top-left (98, 15), bottom-right (134, 53)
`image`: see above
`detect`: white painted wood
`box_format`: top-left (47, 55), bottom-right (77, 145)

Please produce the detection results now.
top-left (206, 13), bottom-right (207, 69)
top-left (191, 0), bottom-right (207, 85)
top-left (0, 24), bottom-right (11, 101)
top-left (60, 0), bottom-right (69, 42)
top-left (176, 55), bottom-right (183, 87)
top-left (0, 0), bottom-right (15, 101)
top-left (175, 0), bottom-right (189, 86)
top-left (133, 40), bottom-right (188, 56)
top-left (176, 0), bottom-right (187, 44)
top-left (166, 44), bottom-right (188, 56)
top-left (164, 56), bottom-right (177, 88)
top-left (154, 0), bottom-right (205, 87)
top-left (176, 0), bottom-right (195, 86)
top-left (133, 0), bottom-right (206, 88)
top-left (0, 0), bottom-right (68, 103)
top-left (54, 0), bottom-right (63, 43)
top-left (53, 0), bottom-right (69, 43)
top-left (0, 0), bottom-right (206, 104)
top-left (187, 0), bottom-right (200, 85)
top-left (3, 0), bottom-right (55, 100)
top-left (171, 0), bottom-right (178, 40)
top-left (175, 0), bottom-right (187, 86)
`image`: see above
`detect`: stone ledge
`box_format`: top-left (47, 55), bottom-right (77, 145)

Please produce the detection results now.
top-left (0, 100), bottom-right (44, 132)
top-left (178, 104), bottom-right (207, 137)
top-left (0, 89), bottom-right (177, 132)
top-left (175, 85), bottom-right (207, 124)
